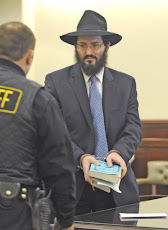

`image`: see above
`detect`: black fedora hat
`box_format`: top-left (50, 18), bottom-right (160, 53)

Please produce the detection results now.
top-left (60, 10), bottom-right (122, 46)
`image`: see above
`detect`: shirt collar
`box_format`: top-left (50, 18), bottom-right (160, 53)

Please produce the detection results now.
top-left (83, 67), bottom-right (104, 84)
top-left (0, 58), bottom-right (26, 77)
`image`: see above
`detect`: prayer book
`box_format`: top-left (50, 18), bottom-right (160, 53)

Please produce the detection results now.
top-left (88, 160), bottom-right (121, 184)
top-left (88, 160), bottom-right (122, 193)
top-left (91, 177), bottom-right (121, 193)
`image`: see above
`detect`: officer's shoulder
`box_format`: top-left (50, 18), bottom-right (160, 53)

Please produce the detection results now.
top-left (19, 74), bottom-right (42, 89)
top-left (26, 78), bottom-right (42, 88)
top-left (46, 65), bottom-right (74, 80)
top-left (33, 87), bottom-right (60, 117)
top-left (107, 67), bottom-right (135, 82)
top-left (36, 87), bottom-right (54, 100)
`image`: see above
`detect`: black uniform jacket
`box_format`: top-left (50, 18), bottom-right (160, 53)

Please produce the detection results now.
top-left (0, 58), bottom-right (76, 228)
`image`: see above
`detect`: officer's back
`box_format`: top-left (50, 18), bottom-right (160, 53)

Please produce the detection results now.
top-left (0, 22), bottom-right (76, 230)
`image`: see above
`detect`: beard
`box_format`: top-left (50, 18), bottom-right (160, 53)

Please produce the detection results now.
top-left (75, 48), bottom-right (108, 76)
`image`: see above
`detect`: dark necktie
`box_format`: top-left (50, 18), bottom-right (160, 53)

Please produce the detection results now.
top-left (89, 75), bottom-right (108, 158)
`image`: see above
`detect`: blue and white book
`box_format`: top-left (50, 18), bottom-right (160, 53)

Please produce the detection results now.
top-left (88, 160), bottom-right (122, 184)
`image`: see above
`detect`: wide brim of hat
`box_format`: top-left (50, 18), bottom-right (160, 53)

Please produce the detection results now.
top-left (60, 30), bottom-right (122, 46)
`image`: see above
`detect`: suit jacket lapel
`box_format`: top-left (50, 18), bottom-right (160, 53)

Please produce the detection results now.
top-left (103, 67), bottom-right (117, 130)
top-left (69, 64), bottom-right (94, 131)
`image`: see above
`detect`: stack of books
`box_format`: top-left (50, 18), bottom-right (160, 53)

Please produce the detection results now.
top-left (88, 160), bottom-right (122, 193)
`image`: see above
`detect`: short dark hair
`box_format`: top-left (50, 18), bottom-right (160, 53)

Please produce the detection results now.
top-left (0, 22), bottom-right (35, 61)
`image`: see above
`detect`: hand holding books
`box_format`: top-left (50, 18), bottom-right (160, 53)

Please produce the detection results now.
top-left (88, 160), bottom-right (122, 193)
top-left (106, 151), bottom-right (127, 179)
top-left (81, 151), bottom-right (127, 192)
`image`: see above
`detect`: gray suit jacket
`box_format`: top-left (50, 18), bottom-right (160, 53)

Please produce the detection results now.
top-left (45, 63), bottom-right (142, 206)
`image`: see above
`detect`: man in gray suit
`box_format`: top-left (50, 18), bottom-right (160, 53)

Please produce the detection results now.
top-left (45, 10), bottom-right (142, 215)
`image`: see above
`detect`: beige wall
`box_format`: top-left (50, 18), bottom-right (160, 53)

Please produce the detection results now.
top-left (0, 0), bottom-right (22, 23)
top-left (0, 0), bottom-right (168, 119)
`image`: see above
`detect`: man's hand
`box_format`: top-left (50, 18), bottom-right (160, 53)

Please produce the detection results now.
top-left (81, 155), bottom-right (100, 184)
top-left (106, 152), bottom-right (127, 179)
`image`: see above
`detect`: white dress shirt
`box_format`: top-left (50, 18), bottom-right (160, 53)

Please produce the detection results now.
top-left (82, 67), bottom-right (104, 97)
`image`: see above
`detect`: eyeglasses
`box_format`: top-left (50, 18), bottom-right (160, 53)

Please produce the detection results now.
top-left (76, 43), bottom-right (104, 51)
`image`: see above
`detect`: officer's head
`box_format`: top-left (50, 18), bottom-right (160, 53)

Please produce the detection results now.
top-left (0, 21), bottom-right (35, 74)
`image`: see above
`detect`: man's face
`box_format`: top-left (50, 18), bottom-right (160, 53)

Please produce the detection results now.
top-left (75, 36), bottom-right (110, 76)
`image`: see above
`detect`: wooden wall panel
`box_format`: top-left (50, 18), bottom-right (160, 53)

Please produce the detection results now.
top-left (141, 120), bottom-right (168, 138)
top-left (132, 120), bottom-right (168, 195)
top-left (132, 146), bottom-right (168, 178)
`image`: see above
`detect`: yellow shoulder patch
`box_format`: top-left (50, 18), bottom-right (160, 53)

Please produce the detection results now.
top-left (0, 85), bottom-right (23, 114)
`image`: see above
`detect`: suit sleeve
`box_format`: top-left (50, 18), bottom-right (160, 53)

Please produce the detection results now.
top-left (45, 75), bottom-right (86, 166)
top-left (112, 78), bottom-right (142, 164)
top-left (33, 89), bottom-right (76, 228)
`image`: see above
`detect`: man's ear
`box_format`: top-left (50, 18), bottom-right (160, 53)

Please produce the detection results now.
top-left (26, 49), bottom-right (34, 65)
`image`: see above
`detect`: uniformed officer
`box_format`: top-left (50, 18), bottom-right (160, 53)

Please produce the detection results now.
top-left (0, 22), bottom-right (76, 230)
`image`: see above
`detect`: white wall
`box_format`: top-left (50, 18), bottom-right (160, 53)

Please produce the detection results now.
top-left (0, 0), bottom-right (22, 23)
top-left (33, 0), bottom-right (168, 119)
top-left (0, 0), bottom-right (168, 119)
